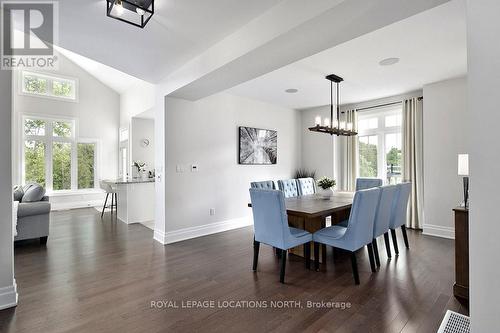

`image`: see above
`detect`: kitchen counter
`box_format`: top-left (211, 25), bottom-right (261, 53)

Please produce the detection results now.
top-left (104, 178), bottom-right (155, 225)
top-left (104, 178), bottom-right (155, 185)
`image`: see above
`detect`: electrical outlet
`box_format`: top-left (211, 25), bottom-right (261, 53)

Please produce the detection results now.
top-left (209, 208), bottom-right (216, 216)
top-left (176, 165), bottom-right (183, 173)
top-left (191, 164), bottom-right (199, 172)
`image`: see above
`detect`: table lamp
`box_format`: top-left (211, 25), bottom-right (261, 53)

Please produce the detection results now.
top-left (457, 154), bottom-right (469, 208)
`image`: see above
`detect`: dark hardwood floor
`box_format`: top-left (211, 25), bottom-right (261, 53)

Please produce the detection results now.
top-left (0, 208), bottom-right (467, 333)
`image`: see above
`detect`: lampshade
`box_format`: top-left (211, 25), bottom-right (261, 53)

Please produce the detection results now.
top-left (458, 154), bottom-right (469, 176)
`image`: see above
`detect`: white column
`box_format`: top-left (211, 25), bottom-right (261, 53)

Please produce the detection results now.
top-left (153, 89), bottom-right (167, 244)
top-left (467, 0), bottom-right (500, 330)
top-left (0, 69), bottom-right (17, 310)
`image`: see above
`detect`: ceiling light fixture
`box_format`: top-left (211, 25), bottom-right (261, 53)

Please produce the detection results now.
top-left (379, 57), bottom-right (400, 66)
top-left (285, 88), bottom-right (298, 93)
top-left (308, 74), bottom-right (357, 137)
top-left (106, 0), bottom-right (154, 28)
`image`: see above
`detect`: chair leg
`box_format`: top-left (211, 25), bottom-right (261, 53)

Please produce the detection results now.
top-left (279, 249), bottom-right (287, 283)
top-left (350, 251), bottom-right (360, 285)
top-left (115, 193), bottom-right (118, 211)
top-left (252, 237), bottom-right (260, 271)
top-left (391, 229), bottom-right (399, 255)
top-left (384, 232), bottom-right (392, 258)
top-left (332, 246), bottom-right (336, 263)
top-left (40, 236), bottom-right (48, 245)
top-left (275, 247), bottom-right (281, 258)
top-left (372, 239), bottom-right (380, 268)
top-left (313, 242), bottom-right (320, 271)
top-left (401, 225), bottom-right (410, 249)
top-left (304, 242), bottom-right (311, 270)
top-left (101, 193), bottom-right (109, 218)
top-left (367, 244), bottom-right (376, 273)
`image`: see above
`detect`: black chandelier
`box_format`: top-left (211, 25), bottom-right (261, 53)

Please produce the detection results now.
top-left (308, 74), bottom-right (357, 137)
top-left (106, 0), bottom-right (154, 28)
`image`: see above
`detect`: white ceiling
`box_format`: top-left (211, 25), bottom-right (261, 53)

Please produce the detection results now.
top-left (55, 46), bottom-right (148, 94)
top-left (229, 0), bottom-right (467, 110)
top-left (57, 0), bottom-right (282, 83)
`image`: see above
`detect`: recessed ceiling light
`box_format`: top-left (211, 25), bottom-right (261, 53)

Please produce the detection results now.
top-left (285, 88), bottom-right (298, 93)
top-left (379, 57), bottom-right (400, 66)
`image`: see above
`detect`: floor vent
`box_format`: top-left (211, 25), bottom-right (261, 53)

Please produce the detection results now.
top-left (437, 310), bottom-right (470, 333)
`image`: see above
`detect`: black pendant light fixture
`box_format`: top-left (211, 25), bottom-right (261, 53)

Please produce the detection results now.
top-left (106, 0), bottom-right (154, 28)
top-left (308, 74), bottom-right (357, 137)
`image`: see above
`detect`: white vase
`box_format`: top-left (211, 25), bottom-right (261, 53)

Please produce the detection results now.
top-left (317, 187), bottom-right (333, 199)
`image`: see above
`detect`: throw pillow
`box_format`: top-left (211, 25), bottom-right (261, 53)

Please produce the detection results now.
top-left (22, 183), bottom-right (46, 202)
top-left (13, 185), bottom-right (24, 202)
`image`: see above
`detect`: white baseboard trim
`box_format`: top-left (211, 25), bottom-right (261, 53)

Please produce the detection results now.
top-left (423, 224), bottom-right (455, 239)
top-left (154, 216), bottom-right (253, 245)
top-left (51, 199), bottom-right (102, 211)
top-left (0, 279), bottom-right (18, 311)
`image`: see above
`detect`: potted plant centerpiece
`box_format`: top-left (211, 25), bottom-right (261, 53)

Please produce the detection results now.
top-left (133, 160), bottom-right (147, 180)
top-left (316, 176), bottom-right (336, 199)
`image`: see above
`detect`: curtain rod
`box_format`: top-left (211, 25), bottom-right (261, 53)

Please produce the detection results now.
top-left (341, 96), bottom-right (423, 114)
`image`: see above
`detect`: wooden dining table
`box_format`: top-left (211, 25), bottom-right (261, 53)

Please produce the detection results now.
top-left (249, 192), bottom-right (354, 262)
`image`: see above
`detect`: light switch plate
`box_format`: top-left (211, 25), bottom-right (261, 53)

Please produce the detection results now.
top-left (176, 165), bottom-right (183, 173)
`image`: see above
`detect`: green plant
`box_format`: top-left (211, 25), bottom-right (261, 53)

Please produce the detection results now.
top-left (317, 176), bottom-right (336, 190)
top-left (295, 168), bottom-right (316, 179)
top-left (133, 160), bottom-right (146, 173)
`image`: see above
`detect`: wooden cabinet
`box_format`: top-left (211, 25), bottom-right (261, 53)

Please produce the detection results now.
top-left (453, 207), bottom-right (469, 301)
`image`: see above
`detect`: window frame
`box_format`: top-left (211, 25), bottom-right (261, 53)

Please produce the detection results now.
top-left (19, 70), bottom-right (79, 102)
top-left (21, 114), bottom-right (99, 193)
top-left (357, 105), bottom-right (402, 183)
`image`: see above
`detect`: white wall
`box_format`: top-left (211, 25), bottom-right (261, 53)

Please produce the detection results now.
top-left (12, 53), bottom-right (120, 209)
top-left (422, 77), bottom-right (467, 239)
top-left (120, 81), bottom-right (155, 128)
top-left (0, 69), bottom-right (16, 310)
top-left (155, 93), bottom-right (301, 243)
top-left (131, 117), bottom-right (155, 175)
top-left (300, 106), bottom-right (335, 180)
top-left (467, 1), bottom-right (500, 330)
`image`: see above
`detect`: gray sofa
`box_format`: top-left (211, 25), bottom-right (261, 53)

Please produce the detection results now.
top-left (14, 183), bottom-right (51, 244)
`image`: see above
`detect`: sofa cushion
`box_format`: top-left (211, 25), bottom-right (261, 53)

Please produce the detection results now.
top-left (22, 183), bottom-right (46, 202)
top-left (13, 185), bottom-right (24, 202)
top-left (17, 201), bottom-right (51, 218)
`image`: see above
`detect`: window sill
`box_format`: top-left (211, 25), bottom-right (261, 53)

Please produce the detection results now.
top-left (46, 189), bottom-right (105, 197)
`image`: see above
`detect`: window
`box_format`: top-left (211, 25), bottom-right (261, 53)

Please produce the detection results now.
top-left (78, 143), bottom-right (96, 189)
top-left (359, 135), bottom-right (378, 177)
top-left (357, 106), bottom-right (402, 184)
top-left (22, 116), bottom-right (98, 192)
top-left (21, 71), bottom-right (78, 101)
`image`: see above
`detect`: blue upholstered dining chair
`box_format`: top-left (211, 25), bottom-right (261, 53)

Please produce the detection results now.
top-left (312, 187), bottom-right (381, 284)
top-left (371, 185), bottom-right (398, 267)
top-left (356, 178), bottom-right (383, 191)
top-left (249, 188), bottom-right (313, 283)
top-left (389, 182), bottom-right (412, 254)
top-left (250, 180), bottom-right (275, 190)
top-left (277, 179), bottom-right (299, 198)
top-left (297, 178), bottom-right (316, 196)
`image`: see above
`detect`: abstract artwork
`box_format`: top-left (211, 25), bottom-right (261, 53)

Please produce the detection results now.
top-left (239, 126), bottom-right (277, 165)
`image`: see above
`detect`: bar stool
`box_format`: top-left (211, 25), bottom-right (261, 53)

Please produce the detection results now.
top-left (100, 181), bottom-right (117, 218)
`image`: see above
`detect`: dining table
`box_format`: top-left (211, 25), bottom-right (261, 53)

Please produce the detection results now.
top-left (248, 192), bottom-right (354, 263)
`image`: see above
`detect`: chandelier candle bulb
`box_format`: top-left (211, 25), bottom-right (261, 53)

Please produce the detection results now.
top-left (314, 116), bottom-right (321, 126)
top-left (340, 121), bottom-right (346, 130)
top-left (323, 118), bottom-right (330, 127)
top-left (333, 119), bottom-right (338, 128)
top-left (347, 122), bottom-right (353, 131)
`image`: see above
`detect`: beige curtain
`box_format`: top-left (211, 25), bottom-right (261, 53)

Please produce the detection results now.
top-left (340, 109), bottom-right (358, 191)
top-left (402, 98), bottom-right (424, 229)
